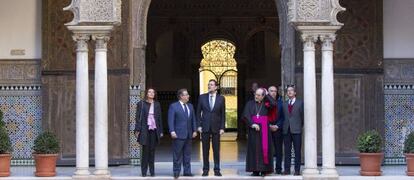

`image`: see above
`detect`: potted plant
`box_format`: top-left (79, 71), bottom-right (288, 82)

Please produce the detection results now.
top-left (357, 130), bottom-right (383, 176)
top-left (0, 110), bottom-right (12, 177)
top-left (404, 132), bottom-right (414, 176)
top-left (33, 131), bottom-right (60, 177)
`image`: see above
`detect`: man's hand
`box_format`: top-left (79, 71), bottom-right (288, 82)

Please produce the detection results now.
top-left (270, 125), bottom-right (279, 132)
top-left (171, 132), bottom-right (177, 139)
top-left (192, 132), bottom-right (198, 138)
top-left (264, 88), bottom-right (269, 95)
top-left (252, 124), bottom-right (260, 131)
top-left (219, 129), bottom-right (225, 135)
top-left (134, 131), bottom-right (140, 139)
top-left (198, 127), bottom-right (203, 133)
top-left (160, 133), bottom-right (164, 138)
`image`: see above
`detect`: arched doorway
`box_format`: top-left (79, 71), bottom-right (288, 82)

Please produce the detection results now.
top-left (131, 0), bottom-right (293, 163)
top-left (199, 40), bottom-right (238, 130)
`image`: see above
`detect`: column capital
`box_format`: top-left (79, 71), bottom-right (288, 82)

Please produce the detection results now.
top-left (72, 34), bottom-right (90, 52)
top-left (320, 33), bottom-right (336, 51)
top-left (72, 34), bottom-right (90, 42)
top-left (301, 34), bottom-right (318, 51)
top-left (92, 34), bottom-right (111, 50)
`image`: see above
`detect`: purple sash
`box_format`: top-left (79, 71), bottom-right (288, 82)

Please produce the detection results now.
top-left (252, 115), bottom-right (269, 164)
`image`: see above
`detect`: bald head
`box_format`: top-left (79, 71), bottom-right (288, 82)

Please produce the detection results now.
top-left (254, 88), bottom-right (265, 102)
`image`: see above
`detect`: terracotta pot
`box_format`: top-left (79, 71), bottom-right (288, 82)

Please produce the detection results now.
top-left (359, 153), bottom-right (383, 176)
top-left (0, 154), bottom-right (11, 177)
top-left (405, 153), bottom-right (414, 176)
top-left (34, 154), bottom-right (58, 177)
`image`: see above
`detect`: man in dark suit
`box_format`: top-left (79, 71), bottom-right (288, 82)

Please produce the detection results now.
top-left (282, 85), bottom-right (304, 176)
top-left (168, 88), bottom-right (198, 179)
top-left (268, 86), bottom-right (284, 174)
top-left (196, 79), bottom-right (225, 176)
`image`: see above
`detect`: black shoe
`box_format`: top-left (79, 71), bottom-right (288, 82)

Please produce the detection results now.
top-left (202, 171), bottom-right (209, 176)
top-left (251, 172), bottom-right (260, 176)
top-left (294, 171), bottom-right (301, 176)
top-left (275, 170), bottom-right (282, 174)
top-left (150, 173), bottom-right (155, 177)
top-left (260, 172), bottom-right (266, 177)
top-left (173, 173), bottom-right (179, 179)
top-left (141, 174), bottom-right (147, 177)
top-left (214, 171), bottom-right (222, 176)
top-left (183, 173), bottom-right (194, 177)
top-left (283, 171), bottom-right (291, 175)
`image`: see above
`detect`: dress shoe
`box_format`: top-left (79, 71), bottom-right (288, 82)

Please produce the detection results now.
top-left (214, 171), bottom-right (222, 176)
top-left (173, 173), bottom-right (179, 179)
top-left (251, 172), bottom-right (260, 176)
top-left (294, 171), bottom-right (301, 176)
top-left (275, 170), bottom-right (282, 174)
top-left (183, 173), bottom-right (194, 177)
top-left (202, 171), bottom-right (209, 176)
top-left (282, 171), bottom-right (291, 175)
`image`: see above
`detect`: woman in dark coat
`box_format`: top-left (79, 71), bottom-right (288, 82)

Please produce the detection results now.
top-left (134, 88), bottom-right (164, 177)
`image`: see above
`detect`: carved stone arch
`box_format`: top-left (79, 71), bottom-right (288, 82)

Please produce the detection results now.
top-left (132, 0), bottom-right (296, 89)
top-left (198, 30), bottom-right (239, 53)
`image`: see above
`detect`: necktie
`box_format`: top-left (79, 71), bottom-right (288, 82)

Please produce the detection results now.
top-left (184, 103), bottom-right (189, 118)
top-left (210, 95), bottom-right (214, 110)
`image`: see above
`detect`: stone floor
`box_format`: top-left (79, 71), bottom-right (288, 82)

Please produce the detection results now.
top-left (1, 164), bottom-right (411, 180)
top-left (3, 137), bottom-right (411, 179)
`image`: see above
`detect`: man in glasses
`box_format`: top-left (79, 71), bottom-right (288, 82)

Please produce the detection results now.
top-left (168, 89), bottom-right (198, 179)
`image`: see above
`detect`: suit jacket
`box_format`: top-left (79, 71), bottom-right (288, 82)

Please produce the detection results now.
top-left (134, 101), bottom-right (164, 146)
top-left (168, 101), bottom-right (197, 139)
top-left (282, 98), bottom-right (304, 134)
top-left (196, 93), bottom-right (226, 133)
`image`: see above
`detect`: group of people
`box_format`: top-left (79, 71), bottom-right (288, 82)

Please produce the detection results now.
top-left (134, 80), bottom-right (304, 178)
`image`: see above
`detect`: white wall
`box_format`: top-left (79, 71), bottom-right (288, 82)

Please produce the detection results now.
top-left (0, 0), bottom-right (42, 59)
top-left (384, 0), bottom-right (414, 58)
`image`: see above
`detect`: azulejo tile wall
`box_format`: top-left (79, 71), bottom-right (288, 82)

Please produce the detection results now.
top-left (0, 86), bottom-right (42, 160)
top-left (384, 84), bottom-right (414, 164)
top-left (129, 85), bottom-right (142, 165)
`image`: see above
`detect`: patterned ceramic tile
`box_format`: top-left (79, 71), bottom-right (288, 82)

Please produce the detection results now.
top-left (0, 91), bottom-right (42, 159)
top-left (129, 91), bottom-right (141, 164)
top-left (384, 86), bottom-right (414, 164)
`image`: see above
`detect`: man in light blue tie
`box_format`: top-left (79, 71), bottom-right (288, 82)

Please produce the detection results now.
top-left (196, 79), bottom-right (225, 176)
top-left (168, 88), bottom-right (198, 179)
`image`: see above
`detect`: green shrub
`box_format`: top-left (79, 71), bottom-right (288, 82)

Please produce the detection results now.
top-left (0, 128), bottom-right (12, 154)
top-left (357, 130), bottom-right (383, 153)
top-left (33, 132), bottom-right (60, 154)
top-left (0, 110), bottom-right (11, 154)
top-left (404, 132), bottom-right (414, 153)
top-left (0, 111), bottom-right (5, 129)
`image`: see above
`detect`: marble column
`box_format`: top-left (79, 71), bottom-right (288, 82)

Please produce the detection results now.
top-left (73, 34), bottom-right (91, 176)
top-left (93, 33), bottom-right (111, 176)
top-left (302, 34), bottom-right (319, 176)
top-left (320, 34), bottom-right (338, 176)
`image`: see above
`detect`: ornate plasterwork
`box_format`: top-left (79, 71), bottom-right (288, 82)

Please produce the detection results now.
top-left (63, 0), bottom-right (122, 26)
top-left (288, 0), bottom-right (345, 26)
